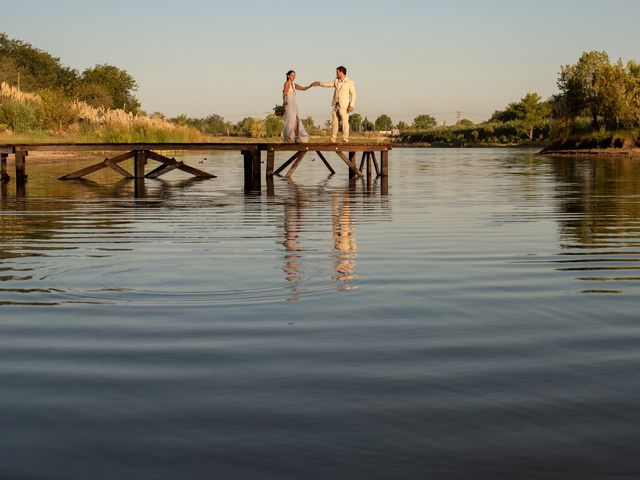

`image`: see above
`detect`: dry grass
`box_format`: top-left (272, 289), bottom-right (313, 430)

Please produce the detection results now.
top-left (1, 82), bottom-right (201, 142)
top-left (0, 82), bottom-right (41, 105)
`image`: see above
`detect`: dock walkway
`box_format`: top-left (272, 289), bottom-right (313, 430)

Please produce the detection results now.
top-left (0, 142), bottom-right (391, 189)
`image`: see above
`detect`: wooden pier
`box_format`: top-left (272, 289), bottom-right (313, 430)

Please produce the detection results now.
top-left (0, 142), bottom-right (391, 191)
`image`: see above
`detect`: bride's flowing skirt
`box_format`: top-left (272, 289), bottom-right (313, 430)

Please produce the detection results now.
top-left (283, 96), bottom-right (308, 143)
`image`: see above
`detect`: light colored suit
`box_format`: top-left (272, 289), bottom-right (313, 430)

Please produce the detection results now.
top-left (319, 77), bottom-right (356, 141)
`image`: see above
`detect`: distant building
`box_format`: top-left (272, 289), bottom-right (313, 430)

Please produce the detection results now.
top-left (379, 129), bottom-right (400, 137)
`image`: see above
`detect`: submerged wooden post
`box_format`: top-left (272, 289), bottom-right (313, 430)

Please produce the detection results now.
top-left (0, 153), bottom-right (9, 182)
top-left (252, 149), bottom-right (261, 185)
top-left (134, 177), bottom-right (146, 198)
top-left (242, 149), bottom-right (261, 191)
top-left (266, 149), bottom-right (275, 178)
top-left (266, 176), bottom-right (275, 197)
top-left (134, 150), bottom-right (146, 178)
top-left (15, 150), bottom-right (27, 184)
top-left (380, 150), bottom-right (389, 177)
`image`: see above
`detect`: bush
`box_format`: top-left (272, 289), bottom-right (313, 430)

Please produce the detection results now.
top-left (37, 89), bottom-right (77, 133)
top-left (0, 101), bottom-right (39, 133)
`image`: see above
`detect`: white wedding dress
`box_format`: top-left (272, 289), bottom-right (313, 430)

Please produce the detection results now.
top-left (283, 82), bottom-right (309, 143)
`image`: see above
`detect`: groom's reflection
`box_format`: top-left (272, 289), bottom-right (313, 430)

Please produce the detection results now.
top-left (280, 178), bottom-right (389, 300)
top-left (331, 190), bottom-right (357, 289)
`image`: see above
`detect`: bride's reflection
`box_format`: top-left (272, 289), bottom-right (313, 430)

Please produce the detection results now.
top-left (279, 177), bottom-right (389, 300)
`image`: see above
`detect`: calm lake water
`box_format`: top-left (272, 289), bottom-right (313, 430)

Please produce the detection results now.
top-left (1, 148), bottom-right (640, 479)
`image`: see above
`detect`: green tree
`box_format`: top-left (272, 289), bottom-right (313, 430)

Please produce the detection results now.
top-left (250, 119), bottom-right (266, 138)
top-left (265, 114), bottom-right (284, 137)
top-left (75, 82), bottom-right (114, 108)
top-left (627, 60), bottom-right (640, 80)
top-left (374, 114), bottom-right (393, 131)
top-left (236, 117), bottom-right (255, 137)
top-left (518, 93), bottom-right (551, 140)
top-left (0, 33), bottom-right (79, 95)
top-left (0, 55), bottom-right (20, 87)
top-left (557, 50), bottom-right (610, 128)
top-left (349, 113), bottom-right (362, 133)
top-left (201, 114), bottom-right (227, 135)
top-left (491, 93), bottom-right (551, 139)
top-left (595, 60), bottom-right (640, 130)
top-left (302, 116), bottom-right (316, 134)
top-left (412, 114), bottom-right (437, 129)
top-left (397, 121), bottom-right (409, 131)
top-left (172, 114), bottom-right (189, 126)
top-left (237, 116), bottom-right (266, 137)
top-left (362, 117), bottom-right (374, 132)
top-left (80, 64), bottom-right (140, 112)
top-left (458, 118), bottom-right (474, 127)
top-left (273, 104), bottom-right (285, 117)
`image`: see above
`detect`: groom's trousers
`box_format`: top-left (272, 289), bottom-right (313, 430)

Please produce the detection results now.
top-left (331, 106), bottom-right (349, 141)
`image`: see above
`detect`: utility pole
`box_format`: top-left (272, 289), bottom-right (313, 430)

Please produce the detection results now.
top-left (455, 111), bottom-right (461, 125)
top-left (17, 72), bottom-right (20, 90)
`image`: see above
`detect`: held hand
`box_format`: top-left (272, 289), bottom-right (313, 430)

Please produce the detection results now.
top-left (313, 81), bottom-right (319, 87)
top-left (347, 106), bottom-right (354, 113)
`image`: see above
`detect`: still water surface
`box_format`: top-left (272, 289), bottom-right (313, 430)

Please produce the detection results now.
top-left (1, 149), bottom-right (640, 479)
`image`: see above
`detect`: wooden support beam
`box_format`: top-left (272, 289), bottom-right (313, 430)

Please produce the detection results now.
top-left (315, 151), bottom-right (335, 175)
top-left (1, 153), bottom-right (9, 182)
top-left (358, 152), bottom-right (367, 172)
top-left (146, 150), bottom-right (215, 178)
top-left (105, 159), bottom-right (134, 178)
top-left (59, 150), bottom-right (136, 180)
top-left (266, 149), bottom-right (275, 177)
top-left (366, 152), bottom-right (372, 180)
top-left (371, 152), bottom-right (381, 177)
top-left (15, 150), bottom-right (27, 184)
top-left (145, 160), bottom-right (179, 178)
top-left (348, 151), bottom-right (357, 179)
top-left (147, 163), bottom-right (180, 178)
top-left (175, 161), bottom-right (216, 178)
top-left (274, 152), bottom-right (299, 176)
top-left (285, 151), bottom-right (307, 178)
top-left (336, 151), bottom-right (362, 178)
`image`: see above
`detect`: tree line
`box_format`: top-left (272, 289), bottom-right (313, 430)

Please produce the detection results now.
top-left (2, 33), bottom-right (639, 145)
top-left (0, 33), bottom-right (139, 112)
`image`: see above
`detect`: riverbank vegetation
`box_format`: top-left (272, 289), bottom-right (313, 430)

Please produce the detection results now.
top-left (2, 32), bottom-right (639, 149)
top-left (398, 51), bottom-right (640, 148)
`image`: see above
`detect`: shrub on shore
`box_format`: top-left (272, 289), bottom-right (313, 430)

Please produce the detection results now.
top-left (0, 81), bottom-right (201, 142)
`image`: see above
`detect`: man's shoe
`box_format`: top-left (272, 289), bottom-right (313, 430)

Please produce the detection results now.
top-left (339, 139), bottom-right (349, 143)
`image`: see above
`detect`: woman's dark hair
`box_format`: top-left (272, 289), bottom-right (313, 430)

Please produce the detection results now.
top-left (286, 70), bottom-right (295, 79)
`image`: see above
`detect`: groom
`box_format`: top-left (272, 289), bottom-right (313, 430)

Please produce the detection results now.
top-left (314, 66), bottom-right (356, 143)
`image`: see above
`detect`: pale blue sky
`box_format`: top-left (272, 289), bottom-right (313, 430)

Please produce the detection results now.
top-left (3, 0), bottom-right (640, 124)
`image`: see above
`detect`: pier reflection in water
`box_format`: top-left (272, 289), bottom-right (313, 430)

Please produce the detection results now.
top-left (2, 150), bottom-right (640, 479)
top-left (279, 177), bottom-right (390, 301)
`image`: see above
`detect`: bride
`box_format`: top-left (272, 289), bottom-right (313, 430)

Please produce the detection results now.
top-left (283, 70), bottom-right (313, 143)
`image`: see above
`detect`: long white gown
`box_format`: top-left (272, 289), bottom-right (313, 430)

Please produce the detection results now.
top-left (283, 82), bottom-right (309, 143)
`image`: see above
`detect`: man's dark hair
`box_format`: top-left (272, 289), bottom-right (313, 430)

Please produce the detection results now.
top-left (336, 66), bottom-right (347, 75)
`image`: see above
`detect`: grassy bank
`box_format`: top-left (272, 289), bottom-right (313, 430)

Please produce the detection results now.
top-left (541, 130), bottom-right (640, 153)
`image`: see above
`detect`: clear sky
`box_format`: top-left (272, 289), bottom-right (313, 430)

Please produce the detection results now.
top-left (3, 0), bottom-right (640, 125)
